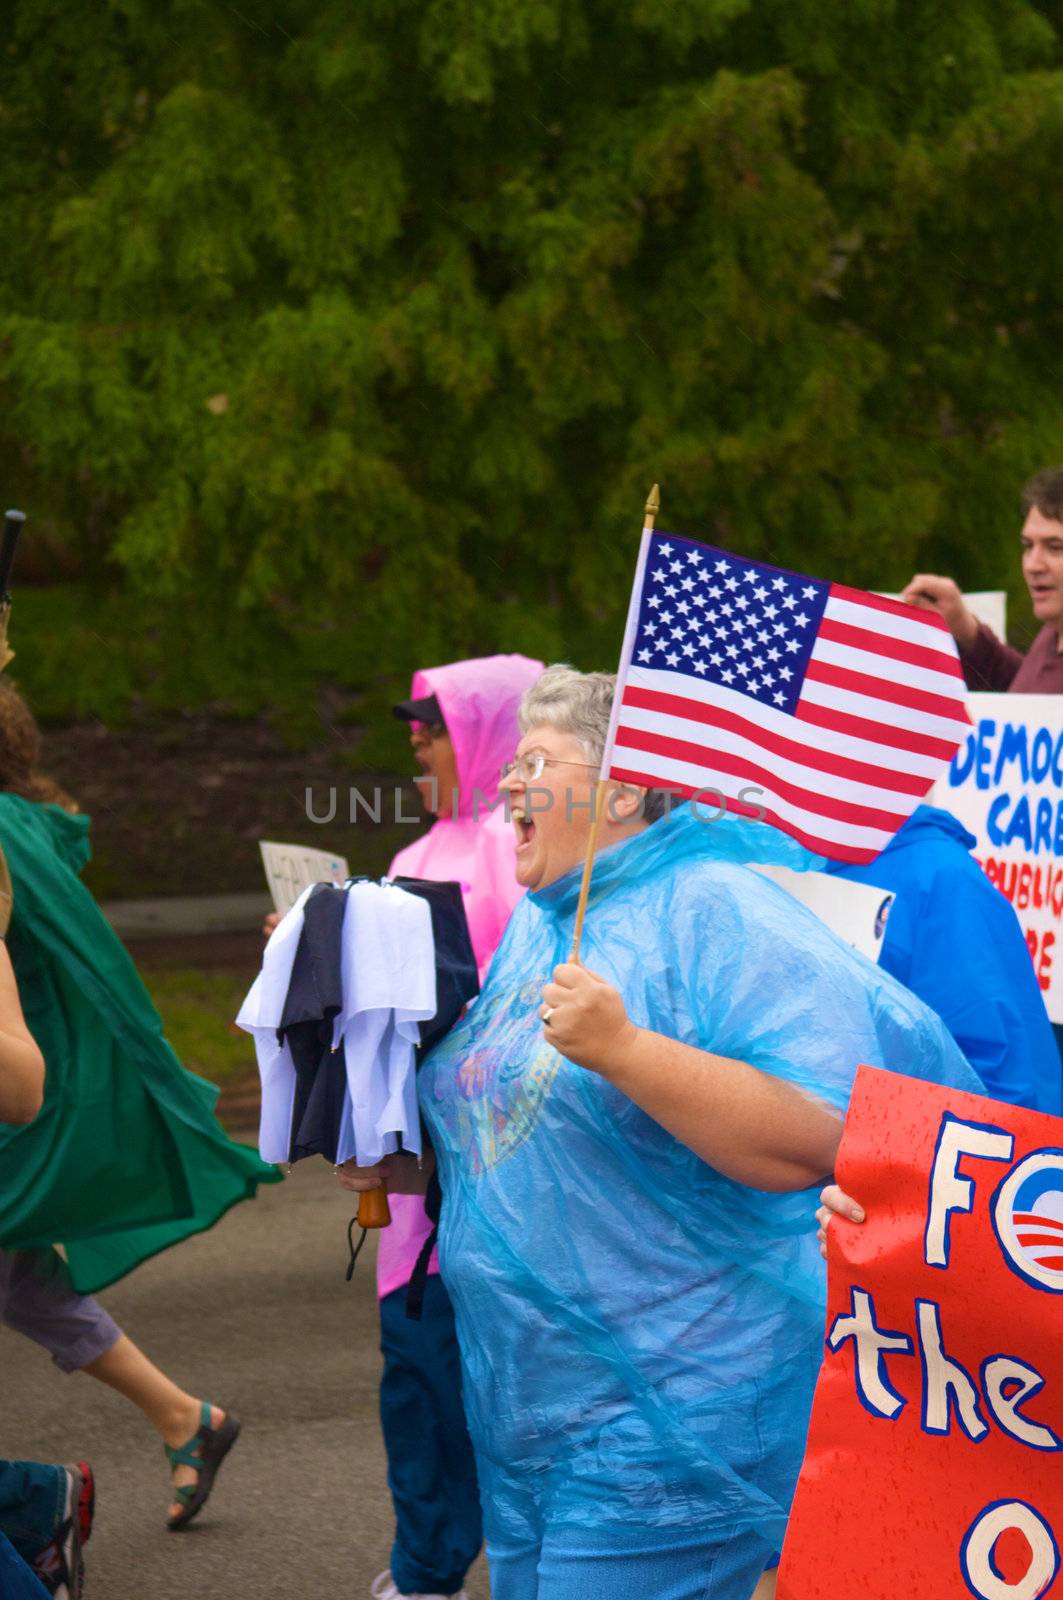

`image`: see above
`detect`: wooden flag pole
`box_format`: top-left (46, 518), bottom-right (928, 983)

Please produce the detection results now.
top-left (569, 483), bottom-right (660, 964)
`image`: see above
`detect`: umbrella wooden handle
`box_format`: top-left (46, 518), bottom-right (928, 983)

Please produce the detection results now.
top-left (357, 1187), bottom-right (391, 1228)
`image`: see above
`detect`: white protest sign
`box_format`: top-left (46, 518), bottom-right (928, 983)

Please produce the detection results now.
top-left (259, 840), bottom-right (350, 915)
top-left (931, 693), bottom-right (1063, 1020)
top-left (751, 864), bottom-right (889, 963)
top-left (878, 590), bottom-right (1006, 641)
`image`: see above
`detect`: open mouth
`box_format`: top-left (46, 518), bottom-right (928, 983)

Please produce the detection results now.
top-left (512, 806), bottom-right (536, 849)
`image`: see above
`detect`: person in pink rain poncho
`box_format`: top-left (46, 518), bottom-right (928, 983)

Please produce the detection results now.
top-left (369, 653), bottom-right (543, 1600)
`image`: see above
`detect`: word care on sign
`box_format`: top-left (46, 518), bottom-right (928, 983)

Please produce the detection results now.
top-left (933, 693), bottom-right (1063, 1021)
top-left (779, 1065), bottom-right (1063, 1600)
top-left (259, 840), bottom-right (349, 916)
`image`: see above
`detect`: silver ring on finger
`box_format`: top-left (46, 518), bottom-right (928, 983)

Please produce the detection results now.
top-left (542, 1006), bottom-right (554, 1025)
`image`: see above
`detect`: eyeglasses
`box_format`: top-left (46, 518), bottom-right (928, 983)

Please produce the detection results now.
top-left (500, 753), bottom-right (599, 783)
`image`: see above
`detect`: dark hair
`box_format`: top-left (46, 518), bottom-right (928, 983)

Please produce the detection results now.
top-left (0, 683), bottom-right (77, 810)
top-left (1021, 468), bottom-right (1063, 524)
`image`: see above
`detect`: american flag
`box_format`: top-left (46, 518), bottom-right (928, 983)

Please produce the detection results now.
top-left (601, 528), bottom-right (971, 863)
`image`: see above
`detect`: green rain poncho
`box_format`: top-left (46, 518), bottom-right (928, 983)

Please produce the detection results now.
top-left (0, 793), bottom-right (280, 1292)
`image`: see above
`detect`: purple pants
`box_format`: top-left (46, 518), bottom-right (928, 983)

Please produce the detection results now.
top-left (0, 1247), bottom-right (120, 1372)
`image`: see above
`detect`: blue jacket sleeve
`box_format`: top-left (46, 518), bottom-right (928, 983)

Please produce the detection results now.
top-left (898, 861), bottom-right (1062, 1115)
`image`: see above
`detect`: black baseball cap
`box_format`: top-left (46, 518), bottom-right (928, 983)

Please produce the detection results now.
top-left (392, 692), bottom-right (444, 726)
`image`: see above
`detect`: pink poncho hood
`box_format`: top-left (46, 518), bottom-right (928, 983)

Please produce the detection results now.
top-left (387, 653), bottom-right (544, 971)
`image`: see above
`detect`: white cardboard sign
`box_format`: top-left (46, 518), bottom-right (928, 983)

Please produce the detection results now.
top-left (751, 864), bottom-right (889, 964)
top-left (931, 693), bottom-right (1063, 1021)
top-left (259, 840), bottom-right (350, 915)
top-left (877, 590), bottom-right (1007, 642)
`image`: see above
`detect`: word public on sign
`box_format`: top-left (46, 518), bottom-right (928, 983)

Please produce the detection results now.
top-left (778, 1065), bottom-right (1063, 1600)
top-left (933, 693), bottom-right (1063, 1019)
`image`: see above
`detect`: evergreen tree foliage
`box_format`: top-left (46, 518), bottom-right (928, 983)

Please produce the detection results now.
top-left (2, 0), bottom-right (1062, 712)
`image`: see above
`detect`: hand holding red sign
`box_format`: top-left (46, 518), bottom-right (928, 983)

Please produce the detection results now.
top-left (779, 1065), bottom-right (1063, 1600)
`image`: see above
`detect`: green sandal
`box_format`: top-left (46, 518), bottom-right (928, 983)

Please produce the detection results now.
top-left (165, 1402), bottom-right (241, 1531)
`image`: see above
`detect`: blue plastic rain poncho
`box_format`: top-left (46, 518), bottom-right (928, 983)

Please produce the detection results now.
top-left (828, 804), bottom-right (1062, 1115)
top-left (418, 804), bottom-right (982, 1565)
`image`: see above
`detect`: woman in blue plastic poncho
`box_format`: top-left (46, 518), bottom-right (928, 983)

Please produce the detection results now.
top-left (341, 666), bottom-right (982, 1600)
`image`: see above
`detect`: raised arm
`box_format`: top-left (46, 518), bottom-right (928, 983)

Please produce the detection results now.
top-left (0, 941), bottom-right (44, 1125)
top-left (541, 964), bottom-right (842, 1192)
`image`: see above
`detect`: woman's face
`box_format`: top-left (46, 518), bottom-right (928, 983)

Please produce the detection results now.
top-left (500, 722), bottom-right (599, 890)
top-left (410, 723), bottom-right (459, 818)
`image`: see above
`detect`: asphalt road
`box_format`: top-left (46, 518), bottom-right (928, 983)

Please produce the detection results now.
top-left (1, 1161), bottom-right (491, 1600)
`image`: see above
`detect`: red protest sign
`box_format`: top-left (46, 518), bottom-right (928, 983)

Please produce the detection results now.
top-left (778, 1064), bottom-right (1063, 1600)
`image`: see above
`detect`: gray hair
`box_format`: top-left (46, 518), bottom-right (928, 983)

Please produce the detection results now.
top-left (518, 664), bottom-right (671, 824)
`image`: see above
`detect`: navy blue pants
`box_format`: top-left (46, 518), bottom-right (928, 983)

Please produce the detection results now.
top-left (0, 1460), bottom-right (63, 1597)
top-left (379, 1277), bottom-right (483, 1596)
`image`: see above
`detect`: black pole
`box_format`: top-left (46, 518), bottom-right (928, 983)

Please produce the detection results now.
top-left (0, 510), bottom-right (26, 603)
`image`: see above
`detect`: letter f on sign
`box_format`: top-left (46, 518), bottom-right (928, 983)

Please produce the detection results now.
top-left (925, 1114), bottom-right (1014, 1268)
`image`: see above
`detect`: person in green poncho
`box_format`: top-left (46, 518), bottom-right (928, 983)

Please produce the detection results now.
top-left (0, 682), bottom-right (281, 1531)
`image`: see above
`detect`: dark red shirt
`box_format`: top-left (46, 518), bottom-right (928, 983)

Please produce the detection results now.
top-left (961, 621), bottom-right (1063, 693)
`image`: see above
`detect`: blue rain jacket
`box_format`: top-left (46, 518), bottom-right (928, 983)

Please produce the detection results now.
top-left (828, 805), bottom-right (1061, 1115)
top-left (418, 806), bottom-right (981, 1556)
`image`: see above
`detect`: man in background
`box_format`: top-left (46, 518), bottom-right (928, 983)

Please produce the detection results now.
top-left (903, 466), bottom-right (1063, 691)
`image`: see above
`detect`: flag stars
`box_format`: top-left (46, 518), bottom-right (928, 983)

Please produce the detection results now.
top-left (779, 666), bottom-right (793, 681)
top-left (802, 585), bottom-right (818, 600)
top-left (671, 627), bottom-right (684, 641)
top-left (658, 542), bottom-right (673, 557)
top-left (757, 629), bottom-right (770, 645)
top-left (753, 586), bottom-right (768, 602)
top-left (693, 659), bottom-right (708, 674)
top-left (773, 623), bottom-right (787, 637)
top-left (764, 604), bottom-right (779, 619)
top-left (652, 569), bottom-right (667, 582)
top-left (644, 622), bottom-right (657, 636)
top-left (664, 584), bottom-right (678, 598)
top-left (665, 651), bottom-right (680, 667)
top-left (648, 596), bottom-right (662, 610)
top-left (724, 576), bottom-right (739, 591)
top-left (782, 594), bottom-right (797, 610)
top-left (784, 639), bottom-right (800, 654)
top-left (773, 691), bottom-right (786, 705)
top-left (793, 612), bottom-right (809, 628)
top-left (772, 576), bottom-right (787, 591)
top-left (735, 594), bottom-right (750, 611)
top-left (709, 652), bottom-right (723, 667)
top-left (676, 599), bottom-right (690, 614)
top-left (707, 585), bottom-right (722, 600)
top-left (681, 576), bottom-right (696, 592)
top-left (767, 646), bottom-right (780, 661)
top-left (682, 642), bottom-right (695, 656)
top-left (721, 668), bottom-right (736, 684)
top-left (688, 550), bottom-right (703, 565)
top-left (660, 610), bottom-right (674, 624)
top-left (714, 559), bottom-right (730, 573)
top-left (670, 560), bottom-right (683, 575)
top-left (699, 634), bottom-right (712, 650)
top-left (637, 648), bottom-right (652, 663)
top-left (726, 643), bottom-right (740, 659)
